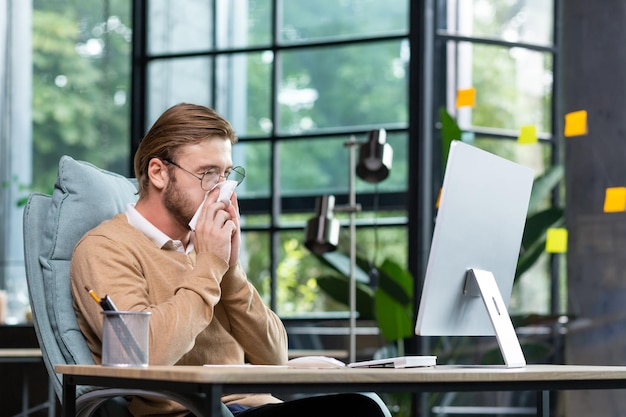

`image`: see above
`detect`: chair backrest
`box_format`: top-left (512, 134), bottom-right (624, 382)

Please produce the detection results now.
top-left (23, 155), bottom-right (138, 400)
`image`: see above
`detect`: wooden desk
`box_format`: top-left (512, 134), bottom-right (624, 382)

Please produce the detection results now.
top-left (0, 348), bottom-right (42, 362)
top-left (56, 364), bottom-right (626, 417)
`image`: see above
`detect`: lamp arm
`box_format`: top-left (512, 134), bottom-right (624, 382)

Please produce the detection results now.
top-left (346, 137), bottom-right (359, 364)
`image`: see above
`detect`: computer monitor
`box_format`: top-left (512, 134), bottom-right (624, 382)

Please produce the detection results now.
top-left (415, 140), bottom-right (534, 368)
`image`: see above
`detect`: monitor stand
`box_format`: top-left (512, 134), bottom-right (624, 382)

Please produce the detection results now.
top-left (464, 268), bottom-right (526, 368)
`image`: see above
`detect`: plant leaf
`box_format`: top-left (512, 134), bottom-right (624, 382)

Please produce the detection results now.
top-left (521, 207), bottom-right (564, 250)
top-left (516, 237), bottom-right (547, 280)
top-left (528, 165), bottom-right (564, 215)
top-left (377, 259), bottom-right (413, 305)
top-left (374, 258), bottom-right (415, 341)
top-left (316, 275), bottom-right (375, 320)
top-left (516, 208), bottom-right (564, 279)
top-left (374, 289), bottom-right (414, 341)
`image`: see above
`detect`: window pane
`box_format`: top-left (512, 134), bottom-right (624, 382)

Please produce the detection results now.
top-left (450, 43), bottom-right (553, 133)
top-left (32, 2), bottom-right (132, 185)
top-left (147, 57), bottom-right (213, 127)
top-left (215, 52), bottom-right (272, 137)
top-left (471, 137), bottom-right (550, 178)
top-left (278, 132), bottom-right (407, 198)
top-left (218, 0), bottom-right (273, 49)
top-left (148, 0), bottom-right (273, 54)
top-left (276, 230), bottom-right (346, 316)
top-left (439, 0), bottom-right (554, 46)
top-left (271, 225), bottom-right (409, 317)
top-left (356, 225), bottom-right (409, 271)
top-left (233, 141), bottom-right (271, 199)
top-left (279, 136), bottom-right (349, 196)
top-left (148, 0), bottom-right (213, 54)
top-left (278, 41), bottom-right (409, 133)
top-left (147, 53), bottom-right (273, 137)
top-left (280, 0), bottom-right (409, 44)
top-left (241, 227), bottom-right (356, 314)
top-left (241, 230), bottom-right (272, 303)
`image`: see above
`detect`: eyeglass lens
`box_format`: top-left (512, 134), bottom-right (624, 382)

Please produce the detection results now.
top-left (202, 166), bottom-right (246, 190)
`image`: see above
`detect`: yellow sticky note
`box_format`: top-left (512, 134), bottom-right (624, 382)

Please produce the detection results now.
top-left (456, 88), bottom-right (476, 108)
top-left (545, 228), bottom-right (568, 253)
top-left (518, 125), bottom-right (538, 144)
top-left (564, 110), bottom-right (588, 137)
top-left (603, 187), bottom-right (626, 213)
top-left (435, 187), bottom-right (442, 208)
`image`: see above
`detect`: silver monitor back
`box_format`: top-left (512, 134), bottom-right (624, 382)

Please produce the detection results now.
top-left (415, 140), bottom-right (534, 337)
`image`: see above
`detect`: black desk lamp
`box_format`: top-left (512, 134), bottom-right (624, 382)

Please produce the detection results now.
top-left (356, 129), bottom-right (393, 183)
top-left (304, 195), bottom-right (340, 255)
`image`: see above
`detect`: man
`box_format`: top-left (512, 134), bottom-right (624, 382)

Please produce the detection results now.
top-left (70, 103), bottom-right (388, 417)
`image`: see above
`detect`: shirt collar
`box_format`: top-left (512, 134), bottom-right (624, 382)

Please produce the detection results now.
top-left (125, 203), bottom-right (194, 254)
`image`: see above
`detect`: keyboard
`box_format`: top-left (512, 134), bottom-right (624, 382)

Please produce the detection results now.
top-left (348, 355), bottom-right (437, 369)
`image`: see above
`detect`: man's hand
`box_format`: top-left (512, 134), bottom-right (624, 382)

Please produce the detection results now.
top-left (191, 187), bottom-right (235, 264)
top-left (226, 191), bottom-right (241, 267)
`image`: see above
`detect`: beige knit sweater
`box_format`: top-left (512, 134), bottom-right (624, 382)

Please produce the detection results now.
top-left (70, 214), bottom-right (287, 417)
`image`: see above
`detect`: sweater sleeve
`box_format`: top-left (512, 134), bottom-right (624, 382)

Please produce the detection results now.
top-left (70, 224), bottom-right (230, 366)
top-left (218, 263), bottom-right (289, 365)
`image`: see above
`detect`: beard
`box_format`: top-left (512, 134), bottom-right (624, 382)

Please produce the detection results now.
top-left (163, 175), bottom-right (196, 231)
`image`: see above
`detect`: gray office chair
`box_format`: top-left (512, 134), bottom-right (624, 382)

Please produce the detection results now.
top-left (23, 155), bottom-right (232, 417)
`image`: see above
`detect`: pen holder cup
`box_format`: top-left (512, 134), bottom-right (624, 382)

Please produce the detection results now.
top-left (102, 311), bottom-right (151, 367)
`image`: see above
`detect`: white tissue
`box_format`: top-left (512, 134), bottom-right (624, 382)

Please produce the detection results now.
top-left (188, 180), bottom-right (238, 231)
top-left (217, 180), bottom-right (238, 204)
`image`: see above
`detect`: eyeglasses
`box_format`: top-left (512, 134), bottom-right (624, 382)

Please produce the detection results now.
top-left (162, 158), bottom-right (246, 191)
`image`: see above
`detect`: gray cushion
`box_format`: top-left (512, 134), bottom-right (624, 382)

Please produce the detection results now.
top-left (40, 155), bottom-right (138, 364)
top-left (46, 156), bottom-right (138, 261)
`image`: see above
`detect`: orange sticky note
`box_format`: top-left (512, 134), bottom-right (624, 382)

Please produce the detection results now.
top-left (603, 187), bottom-right (626, 212)
top-left (456, 88), bottom-right (476, 108)
top-left (564, 110), bottom-right (588, 137)
top-left (545, 228), bottom-right (568, 253)
top-left (518, 125), bottom-right (538, 144)
top-left (435, 187), bottom-right (442, 208)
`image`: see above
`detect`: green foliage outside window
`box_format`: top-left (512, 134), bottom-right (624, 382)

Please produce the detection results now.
top-left (32, 0), bottom-right (131, 192)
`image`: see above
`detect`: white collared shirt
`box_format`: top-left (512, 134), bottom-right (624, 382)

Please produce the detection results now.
top-left (125, 203), bottom-right (195, 254)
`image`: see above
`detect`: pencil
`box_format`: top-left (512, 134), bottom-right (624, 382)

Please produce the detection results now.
top-left (85, 286), bottom-right (102, 304)
top-left (84, 286), bottom-right (118, 311)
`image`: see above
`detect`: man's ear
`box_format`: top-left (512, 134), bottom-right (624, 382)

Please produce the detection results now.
top-left (147, 158), bottom-right (169, 191)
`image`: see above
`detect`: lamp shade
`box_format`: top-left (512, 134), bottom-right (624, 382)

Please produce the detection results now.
top-left (356, 128), bottom-right (393, 183)
top-left (304, 195), bottom-right (340, 255)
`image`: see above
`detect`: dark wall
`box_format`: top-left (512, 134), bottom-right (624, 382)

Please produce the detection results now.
top-left (563, 1), bottom-right (626, 416)
top-left (0, 325), bottom-right (60, 416)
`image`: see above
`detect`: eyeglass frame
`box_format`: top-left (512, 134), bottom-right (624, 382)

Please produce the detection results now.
top-left (161, 158), bottom-right (245, 191)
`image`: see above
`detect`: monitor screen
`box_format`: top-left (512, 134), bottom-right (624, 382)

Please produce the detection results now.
top-left (415, 141), bottom-right (534, 366)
